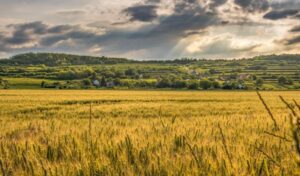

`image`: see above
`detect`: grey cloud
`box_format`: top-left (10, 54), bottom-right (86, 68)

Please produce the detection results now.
top-left (290, 26), bottom-right (300, 32)
top-left (3, 0), bottom-right (219, 59)
top-left (0, 21), bottom-right (96, 49)
top-left (4, 31), bottom-right (32, 45)
top-left (92, 0), bottom-right (219, 58)
top-left (145, 0), bottom-right (161, 4)
top-left (0, 0), bottom-right (299, 59)
top-left (286, 35), bottom-right (300, 45)
top-left (3, 21), bottom-right (48, 45)
top-left (174, 0), bottom-right (199, 14)
top-left (0, 34), bottom-right (8, 52)
top-left (40, 29), bottom-right (97, 46)
top-left (150, 0), bottom-right (218, 35)
top-left (123, 5), bottom-right (159, 22)
top-left (136, 1), bottom-right (214, 35)
top-left (209, 0), bottom-right (227, 9)
top-left (56, 10), bottom-right (85, 16)
top-left (183, 31), bottom-right (207, 37)
top-left (47, 25), bottom-right (74, 33)
top-left (263, 9), bottom-right (299, 20)
top-left (7, 21), bottom-right (48, 35)
top-left (1, 21), bottom-right (78, 47)
top-left (234, 0), bottom-right (269, 13)
top-left (269, 0), bottom-right (300, 11)
top-left (40, 35), bottom-right (67, 46)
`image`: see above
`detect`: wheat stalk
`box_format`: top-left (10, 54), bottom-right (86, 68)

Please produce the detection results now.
top-left (263, 131), bottom-right (292, 142)
top-left (184, 137), bottom-right (201, 169)
top-left (280, 96), bottom-right (298, 117)
top-left (257, 91), bottom-right (279, 130)
top-left (88, 102), bottom-right (95, 175)
top-left (293, 99), bottom-right (300, 111)
top-left (217, 123), bottom-right (233, 168)
top-left (251, 144), bottom-right (280, 167)
top-left (280, 96), bottom-right (300, 160)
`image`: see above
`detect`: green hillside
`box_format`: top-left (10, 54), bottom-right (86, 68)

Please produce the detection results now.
top-left (0, 53), bottom-right (300, 90)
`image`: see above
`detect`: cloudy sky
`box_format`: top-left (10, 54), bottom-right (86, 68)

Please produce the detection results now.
top-left (0, 0), bottom-right (299, 60)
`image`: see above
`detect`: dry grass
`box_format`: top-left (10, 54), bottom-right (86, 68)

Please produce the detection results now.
top-left (0, 90), bottom-right (299, 175)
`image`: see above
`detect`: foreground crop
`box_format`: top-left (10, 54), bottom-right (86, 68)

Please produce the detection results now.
top-left (0, 90), bottom-right (299, 175)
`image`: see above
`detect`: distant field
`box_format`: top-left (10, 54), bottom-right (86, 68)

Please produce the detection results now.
top-left (0, 90), bottom-right (299, 175)
top-left (2, 77), bottom-right (55, 89)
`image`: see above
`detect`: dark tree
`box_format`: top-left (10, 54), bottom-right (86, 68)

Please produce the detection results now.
top-left (256, 78), bottom-right (264, 87)
top-left (199, 80), bottom-right (212, 90)
top-left (101, 77), bottom-right (107, 87)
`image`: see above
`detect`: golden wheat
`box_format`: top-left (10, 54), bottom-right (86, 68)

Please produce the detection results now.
top-left (0, 90), bottom-right (299, 175)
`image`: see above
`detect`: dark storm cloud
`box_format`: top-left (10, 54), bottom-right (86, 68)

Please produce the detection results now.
top-left (89, 0), bottom-right (220, 57)
top-left (3, 21), bottom-right (47, 45)
top-left (4, 0), bottom-right (298, 59)
top-left (140, 0), bottom-right (218, 37)
top-left (263, 9), bottom-right (299, 20)
top-left (0, 0), bottom-right (220, 58)
top-left (123, 5), bottom-right (159, 22)
top-left (4, 30), bottom-right (33, 45)
top-left (116, 0), bottom-right (213, 38)
top-left (1, 21), bottom-right (78, 46)
top-left (8, 21), bottom-right (48, 35)
top-left (234, 0), bottom-right (269, 13)
top-left (0, 20), bottom-right (97, 49)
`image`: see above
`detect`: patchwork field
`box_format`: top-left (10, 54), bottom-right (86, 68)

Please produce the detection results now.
top-left (0, 90), bottom-right (299, 175)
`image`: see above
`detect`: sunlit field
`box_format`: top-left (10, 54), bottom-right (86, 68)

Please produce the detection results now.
top-left (0, 90), bottom-right (299, 175)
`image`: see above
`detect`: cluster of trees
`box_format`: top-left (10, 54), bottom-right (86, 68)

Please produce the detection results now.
top-left (0, 77), bottom-right (9, 89)
top-left (278, 76), bottom-right (294, 85)
top-left (40, 76), bottom-right (253, 90)
top-left (55, 67), bottom-right (147, 81)
top-left (156, 78), bottom-right (222, 89)
top-left (247, 65), bottom-right (268, 70)
top-left (1, 53), bottom-right (299, 67)
top-left (0, 53), bottom-right (131, 66)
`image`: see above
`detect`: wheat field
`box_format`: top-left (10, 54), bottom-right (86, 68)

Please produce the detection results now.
top-left (0, 90), bottom-right (299, 175)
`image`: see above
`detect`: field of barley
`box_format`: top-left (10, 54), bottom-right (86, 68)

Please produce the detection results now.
top-left (0, 90), bottom-right (299, 175)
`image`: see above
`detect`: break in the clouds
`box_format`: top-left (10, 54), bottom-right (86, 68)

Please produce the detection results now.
top-left (0, 0), bottom-right (299, 59)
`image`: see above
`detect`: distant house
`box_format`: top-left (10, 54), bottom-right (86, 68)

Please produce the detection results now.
top-left (93, 80), bottom-right (100, 87)
top-left (190, 70), bottom-right (198, 75)
top-left (219, 76), bottom-right (226, 81)
top-left (106, 81), bottom-right (115, 88)
top-left (239, 74), bottom-right (250, 80)
top-left (238, 84), bottom-right (244, 89)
